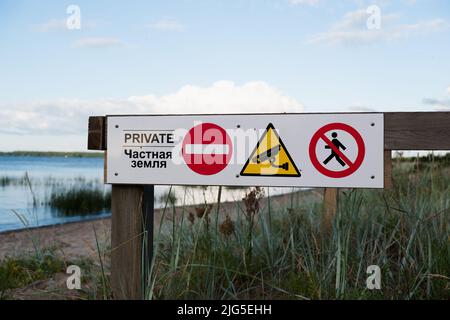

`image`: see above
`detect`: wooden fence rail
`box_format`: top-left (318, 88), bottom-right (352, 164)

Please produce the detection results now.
top-left (88, 112), bottom-right (450, 151)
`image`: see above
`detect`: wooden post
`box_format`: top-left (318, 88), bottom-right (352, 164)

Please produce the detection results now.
top-left (87, 116), bottom-right (106, 151)
top-left (89, 116), bottom-right (155, 300)
top-left (384, 150), bottom-right (393, 189)
top-left (110, 185), bottom-right (144, 300)
top-left (323, 188), bottom-right (338, 232)
top-left (142, 185), bottom-right (154, 298)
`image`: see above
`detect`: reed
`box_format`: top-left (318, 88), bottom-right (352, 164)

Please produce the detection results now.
top-left (49, 188), bottom-right (111, 216)
top-left (144, 159), bottom-right (449, 299)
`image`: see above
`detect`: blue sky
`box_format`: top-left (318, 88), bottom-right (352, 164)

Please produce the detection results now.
top-left (0, 0), bottom-right (449, 150)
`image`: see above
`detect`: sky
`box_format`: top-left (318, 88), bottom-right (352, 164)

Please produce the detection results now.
top-left (0, 0), bottom-right (449, 151)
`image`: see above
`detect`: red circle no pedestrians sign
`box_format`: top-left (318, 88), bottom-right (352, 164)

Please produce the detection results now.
top-left (182, 123), bottom-right (233, 176)
top-left (309, 123), bottom-right (365, 178)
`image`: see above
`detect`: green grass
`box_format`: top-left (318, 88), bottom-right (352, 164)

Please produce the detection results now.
top-left (49, 188), bottom-right (111, 216)
top-left (0, 250), bottom-right (105, 300)
top-left (0, 249), bottom-right (65, 299)
top-left (1, 156), bottom-right (448, 300)
top-left (0, 176), bottom-right (22, 187)
top-left (145, 160), bottom-right (449, 300)
top-left (0, 217), bottom-right (111, 300)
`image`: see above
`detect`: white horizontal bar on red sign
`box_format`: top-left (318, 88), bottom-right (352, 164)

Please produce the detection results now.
top-left (184, 144), bottom-right (230, 155)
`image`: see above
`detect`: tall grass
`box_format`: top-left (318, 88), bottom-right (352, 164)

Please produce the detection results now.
top-left (2, 157), bottom-right (448, 300)
top-left (1, 173), bottom-right (111, 217)
top-left (49, 188), bottom-right (111, 216)
top-left (145, 160), bottom-right (449, 300)
top-left (1, 183), bottom-right (98, 300)
top-left (0, 175), bottom-right (27, 187)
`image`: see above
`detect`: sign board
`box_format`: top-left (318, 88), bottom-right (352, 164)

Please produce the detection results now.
top-left (106, 113), bottom-right (384, 188)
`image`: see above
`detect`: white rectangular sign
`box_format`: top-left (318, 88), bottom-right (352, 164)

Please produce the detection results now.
top-left (106, 113), bottom-right (384, 188)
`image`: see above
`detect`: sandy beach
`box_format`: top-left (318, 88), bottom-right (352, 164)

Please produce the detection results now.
top-left (0, 217), bottom-right (111, 261)
top-left (0, 189), bottom-right (323, 261)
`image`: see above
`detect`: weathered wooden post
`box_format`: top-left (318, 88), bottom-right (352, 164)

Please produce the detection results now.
top-left (322, 150), bottom-right (393, 230)
top-left (110, 185), bottom-right (143, 299)
top-left (88, 116), bottom-right (152, 300)
top-left (384, 150), bottom-right (393, 189)
top-left (322, 187), bottom-right (338, 232)
top-left (142, 185), bottom-right (155, 298)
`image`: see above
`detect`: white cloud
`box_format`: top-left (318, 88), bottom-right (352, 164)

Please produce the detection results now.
top-left (32, 19), bottom-right (94, 32)
top-left (308, 9), bottom-right (449, 46)
top-left (422, 98), bottom-right (450, 110)
top-left (147, 17), bottom-right (185, 31)
top-left (33, 19), bottom-right (67, 32)
top-left (0, 81), bottom-right (303, 137)
top-left (289, 0), bottom-right (319, 6)
top-left (422, 86), bottom-right (450, 110)
top-left (72, 37), bottom-right (123, 48)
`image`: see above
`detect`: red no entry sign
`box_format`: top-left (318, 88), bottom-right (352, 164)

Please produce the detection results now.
top-left (182, 123), bottom-right (233, 175)
top-left (309, 123), bottom-right (365, 178)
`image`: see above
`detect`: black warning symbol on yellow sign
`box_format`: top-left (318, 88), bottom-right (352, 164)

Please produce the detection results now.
top-left (240, 123), bottom-right (301, 177)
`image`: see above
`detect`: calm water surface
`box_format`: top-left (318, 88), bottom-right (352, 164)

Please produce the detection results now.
top-left (0, 156), bottom-right (296, 233)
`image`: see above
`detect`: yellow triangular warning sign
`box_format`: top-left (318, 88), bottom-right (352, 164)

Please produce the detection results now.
top-left (240, 123), bottom-right (301, 177)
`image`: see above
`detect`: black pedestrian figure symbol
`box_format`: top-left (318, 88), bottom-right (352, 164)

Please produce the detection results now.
top-left (323, 132), bottom-right (346, 167)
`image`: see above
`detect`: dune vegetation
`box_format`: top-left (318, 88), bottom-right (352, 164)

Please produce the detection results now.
top-left (145, 154), bottom-right (449, 299)
top-left (0, 154), bottom-right (449, 299)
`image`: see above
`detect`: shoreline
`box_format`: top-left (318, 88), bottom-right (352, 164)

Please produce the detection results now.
top-left (0, 186), bottom-right (320, 235)
top-left (0, 215), bottom-right (111, 236)
top-left (0, 188), bottom-right (322, 261)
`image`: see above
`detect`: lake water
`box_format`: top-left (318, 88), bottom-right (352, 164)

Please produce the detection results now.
top-left (0, 156), bottom-right (297, 233)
